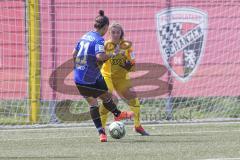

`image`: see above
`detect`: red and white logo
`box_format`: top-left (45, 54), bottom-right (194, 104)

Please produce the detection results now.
top-left (156, 7), bottom-right (208, 82)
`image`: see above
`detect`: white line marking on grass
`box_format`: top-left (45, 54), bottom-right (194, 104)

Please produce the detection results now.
top-left (0, 135), bottom-right (97, 142)
top-left (143, 121), bottom-right (240, 126)
top-left (0, 126), bottom-right (96, 132)
top-left (1, 128), bottom-right (240, 142)
top-left (1, 127), bottom-right (240, 135)
top-left (128, 129), bottom-right (240, 136)
top-left (1, 121), bottom-right (240, 132)
top-left (1, 122), bottom-right (240, 135)
top-left (171, 129), bottom-right (240, 134)
top-left (198, 158), bottom-right (240, 160)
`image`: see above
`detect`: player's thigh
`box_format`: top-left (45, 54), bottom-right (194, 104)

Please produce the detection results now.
top-left (113, 78), bottom-right (136, 100)
top-left (103, 76), bottom-right (114, 93)
top-left (113, 78), bottom-right (131, 93)
top-left (76, 75), bottom-right (108, 99)
top-left (76, 84), bottom-right (105, 98)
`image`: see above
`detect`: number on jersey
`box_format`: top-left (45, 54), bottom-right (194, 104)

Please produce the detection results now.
top-left (76, 41), bottom-right (90, 65)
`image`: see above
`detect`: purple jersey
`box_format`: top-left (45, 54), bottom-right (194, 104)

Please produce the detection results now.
top-left (74, 31), bottom-right (105, 84)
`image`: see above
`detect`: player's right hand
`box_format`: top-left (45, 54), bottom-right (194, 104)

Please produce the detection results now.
top-left (104, 42), bottom-right (115, 52)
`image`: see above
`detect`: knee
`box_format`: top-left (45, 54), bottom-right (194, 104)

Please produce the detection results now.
top-left (123, 89), bottom-right (137, 100)
top-left (100, 92), bottom-right (112, 102)
top-left (86, 97), bottom-right (98, 106)
top-left (128, 98), bottom-right (140, 107)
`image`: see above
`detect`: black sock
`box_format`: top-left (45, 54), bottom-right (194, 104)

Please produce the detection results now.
top-left (89, 106), bottom-right (105, 134)
top-left (103, 98), bottom-right (121, 117)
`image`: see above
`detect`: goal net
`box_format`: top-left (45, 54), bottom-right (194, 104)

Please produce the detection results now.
top-left (0, 0), bottom-right (240, 126)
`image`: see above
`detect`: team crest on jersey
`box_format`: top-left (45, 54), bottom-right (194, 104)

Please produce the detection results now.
top-left (156, 7), bottom-right (208, 82)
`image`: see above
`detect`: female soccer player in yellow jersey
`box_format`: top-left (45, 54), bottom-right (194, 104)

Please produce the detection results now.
top-left (99, 22), bottom-right (149, 136)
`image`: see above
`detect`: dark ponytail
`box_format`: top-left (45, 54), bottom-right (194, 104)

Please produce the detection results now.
top-left (94, 10), bottom-right (109, 29)
top-left (99, 10), bottom-right (104, 16)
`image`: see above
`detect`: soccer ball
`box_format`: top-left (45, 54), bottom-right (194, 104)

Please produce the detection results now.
top-left (108, 121), bottom-right (126, 139)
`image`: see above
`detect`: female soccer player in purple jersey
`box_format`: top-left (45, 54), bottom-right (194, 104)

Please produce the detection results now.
top-left (72, 10), bottom-right (133, 142)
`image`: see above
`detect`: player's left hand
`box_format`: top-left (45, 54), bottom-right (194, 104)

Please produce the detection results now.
top-left (119, 61), bottom-right (134, 71)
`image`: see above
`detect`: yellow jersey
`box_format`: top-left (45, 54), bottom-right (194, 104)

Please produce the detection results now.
top-left (101, 39), bottom-right (135, 78)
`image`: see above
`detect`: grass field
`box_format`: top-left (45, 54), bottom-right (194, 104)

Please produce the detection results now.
top-left (0, 122), bottom-right (239, 160)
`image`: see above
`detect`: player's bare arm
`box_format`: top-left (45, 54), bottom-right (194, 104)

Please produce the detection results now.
top-left (72, 49), bottom-right (78, 62)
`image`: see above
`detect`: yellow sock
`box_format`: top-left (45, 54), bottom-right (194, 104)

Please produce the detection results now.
top-left (129, 98), bottom-right (141, 127)
top-left (130, 106), bottom-right (141, 127)
top-left (99, 104), bottom-right (110, 128)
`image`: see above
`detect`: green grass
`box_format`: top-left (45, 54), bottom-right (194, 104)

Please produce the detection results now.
top-left (0, 122), bottom-right (239, 160)
top-left (0, 96), bottom-right (240, 124)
